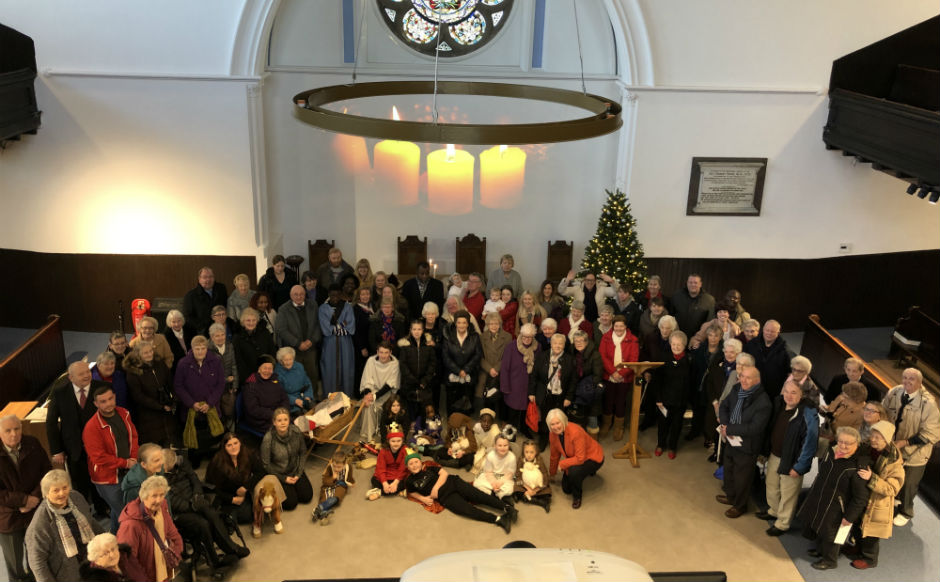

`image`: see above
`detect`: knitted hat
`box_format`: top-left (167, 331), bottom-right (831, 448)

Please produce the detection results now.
top-left (870, 420), bottom-right (896, 444)
top-left (570, 299), bottom-right (585, 311)
top-left (479, 408), bottom-right (496, 420)
top-left (405, 451), bottom-right (423, 464)
top-left (256, 354), bottom-right (276, 368)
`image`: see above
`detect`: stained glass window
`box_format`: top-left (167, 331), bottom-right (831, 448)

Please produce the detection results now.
top-left (377, 0), bottom-right (513, 57)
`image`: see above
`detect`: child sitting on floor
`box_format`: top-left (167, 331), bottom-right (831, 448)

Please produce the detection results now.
top-left (513, 439), bottom-right (552, 512)
top-left (369, 424), bottom-right (410, 500)
top-left (312, 450), bottom-right (356, 524)
top-left (410, 403), bottom-right (444, 455)
top-left (473, 434), bottom-right (516, 501)
top-left (472, 408), bottom-right (502, 475)
top-left (379, 394), bottom-right (411, 445)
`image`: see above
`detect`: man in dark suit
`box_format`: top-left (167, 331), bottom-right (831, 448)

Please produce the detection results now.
top-left (46, 362), bottom-right (105, 504)
top-left (717, 365), bottom-right (772, 518)
top-left (401, 261), bottom-right (445, 321)
top-left (182, 267), bottom-right (229, 336)
top-left (275, 285), bottom-right (322, 398)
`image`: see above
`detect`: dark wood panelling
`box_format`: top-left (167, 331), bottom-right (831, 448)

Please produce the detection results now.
top-left (0, 249), bottom-right (257, 332)
top-left (0, 315), bottom-right (66, 408)
top-left (645, 250), bottom-right (939, 332)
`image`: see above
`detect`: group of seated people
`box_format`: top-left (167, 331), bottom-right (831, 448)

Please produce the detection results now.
top-left (2, 249), bottom-right (936, 580)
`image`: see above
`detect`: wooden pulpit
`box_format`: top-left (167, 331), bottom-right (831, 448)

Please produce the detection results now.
top-left (612, 361), bottom-right (663, 468)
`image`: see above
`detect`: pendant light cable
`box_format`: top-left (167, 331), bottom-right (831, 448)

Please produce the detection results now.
top-left (573, 0), bottom-right (586, 95)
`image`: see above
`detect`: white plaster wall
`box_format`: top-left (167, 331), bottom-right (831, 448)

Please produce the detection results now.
top-left (0, 75), bottom-right (259, 258)
top-left (637, 0), bottom-right (939, 88)
top-left (627, 89), bottom-right (939, 258)
top-left (1, 0), bottom-right (245, 74)
top-left (0, 1), bottom-right (262, 269)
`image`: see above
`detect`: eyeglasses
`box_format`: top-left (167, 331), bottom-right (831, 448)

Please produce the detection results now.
top-left (836, 439), bottom-right (858, 446)
top-left (863, 408), bottom-right (879, 413)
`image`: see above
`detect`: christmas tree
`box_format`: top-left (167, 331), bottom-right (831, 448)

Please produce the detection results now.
top-left (580, 189), bottom-right (648, 293)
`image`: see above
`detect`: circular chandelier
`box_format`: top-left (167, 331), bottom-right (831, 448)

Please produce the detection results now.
top-left (293, 81), bottom-right (623, 145)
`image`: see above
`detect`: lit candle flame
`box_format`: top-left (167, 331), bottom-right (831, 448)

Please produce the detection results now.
top-left (392, 106), bottom-right (401, 121)
top-left (446, 143), bottom-right (456, 162)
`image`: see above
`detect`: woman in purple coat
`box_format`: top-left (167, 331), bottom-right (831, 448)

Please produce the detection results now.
top-left (500, 323), bottom-right (541, 434)
top-left (173, 336), bottom-right (225, 461)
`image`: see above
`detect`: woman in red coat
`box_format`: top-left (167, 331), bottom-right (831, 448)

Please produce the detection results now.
top-left (547, 409), bottom-right (604, 509)
top-left (599, 316), bottom-right (640, 440)
top-left (117, 476), bottom-right (182, 582)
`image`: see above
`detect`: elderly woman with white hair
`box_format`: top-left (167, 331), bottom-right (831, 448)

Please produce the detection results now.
top-left (535, 317), bottom-right (560, 352)
top-left (163, 309), bottom-right (195, 374)
top-left (80, 532), bottom-right (148, 582)
top-left (129, 316), bottom-right (174, 368)
top-left (91, 351), bottom-right (130, 411)
top-left (546, 409), bottom-right (604, 509)
top-left (704, 339), bottom-right (744, 455)
top-left (275, 346), bottom-right (314, 415)
top-left (500, 322), bottom-right (541, 434)
top-left (787, 355), bottom-right (820, 406)
top-left (638, 314), bottom-right (679, 432)
top-left (117, 476), bottom-right (182, 582)
top-left (26, 469), bottom-right (105, 582)
top-left (736, 318), bottom-right (761, 345)
top-left (530, 334), bottom-right (575, 450)
top-left (478, 311), bottom-right (513, 412)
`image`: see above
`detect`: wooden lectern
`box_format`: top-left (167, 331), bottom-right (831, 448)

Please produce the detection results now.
top-left (612, 361), bottom-right (663, 468)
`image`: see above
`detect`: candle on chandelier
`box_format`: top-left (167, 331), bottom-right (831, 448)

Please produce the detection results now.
top-left (427, 144), bottom-right (474, 215)
top-left (480, 144), bottom-right (526, 209)
top-left (373, 106), bottom-right (420, 205)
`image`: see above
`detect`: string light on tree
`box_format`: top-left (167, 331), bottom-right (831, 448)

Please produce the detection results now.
top-left (580, 188), bottom-right (648, 294)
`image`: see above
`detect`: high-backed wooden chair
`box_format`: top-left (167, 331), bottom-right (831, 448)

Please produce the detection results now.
top-left (308, 239), bottom-right (335, 272)
top-left (397, 235), bottom-right (428, 276)
top-left (455, 234), bottom-right (486, 276)
top-left (546, 240), bottom-right (573, 282)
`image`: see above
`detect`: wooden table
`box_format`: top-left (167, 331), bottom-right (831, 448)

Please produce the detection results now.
top-left (612, 362), bottom-right (663, 468)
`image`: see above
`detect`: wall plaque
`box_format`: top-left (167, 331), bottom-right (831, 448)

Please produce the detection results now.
top-left (687, 157), bottom-right (767, 216)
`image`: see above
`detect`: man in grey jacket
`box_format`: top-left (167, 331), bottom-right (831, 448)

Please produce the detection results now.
top-left (276, 285), bottom-right (322, 399)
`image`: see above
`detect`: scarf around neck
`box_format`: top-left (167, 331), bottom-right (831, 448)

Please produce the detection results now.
top-left (517, 336), bottom-right (537, 373)
top-left (47, 498), bottom-right (96, 559)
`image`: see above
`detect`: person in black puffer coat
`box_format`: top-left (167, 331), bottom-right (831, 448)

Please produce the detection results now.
top-left (398, 319), bottom-right (437, 420)
top-left (441, 311), bottom-right (482, 415)
top-left (653, 331), bottom-right (691, 458)
top-left (797, 426), bottom-right (871, 571)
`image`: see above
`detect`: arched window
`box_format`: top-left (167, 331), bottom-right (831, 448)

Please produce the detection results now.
top-left (376, 0), bottom-right (514, 58)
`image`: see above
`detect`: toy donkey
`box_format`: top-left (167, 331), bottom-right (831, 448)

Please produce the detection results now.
top-left (252, 474), bottom-right (285, 538)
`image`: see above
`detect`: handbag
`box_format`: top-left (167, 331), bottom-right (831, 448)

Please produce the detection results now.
top-left (574, 375), bottom-right (603, 406)
top-left (220, 386), bottom-right (236, 419)
top-left (144, 509), bottom-right (181, 571)
top-left (525, 400), bottom-right (540, 432)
